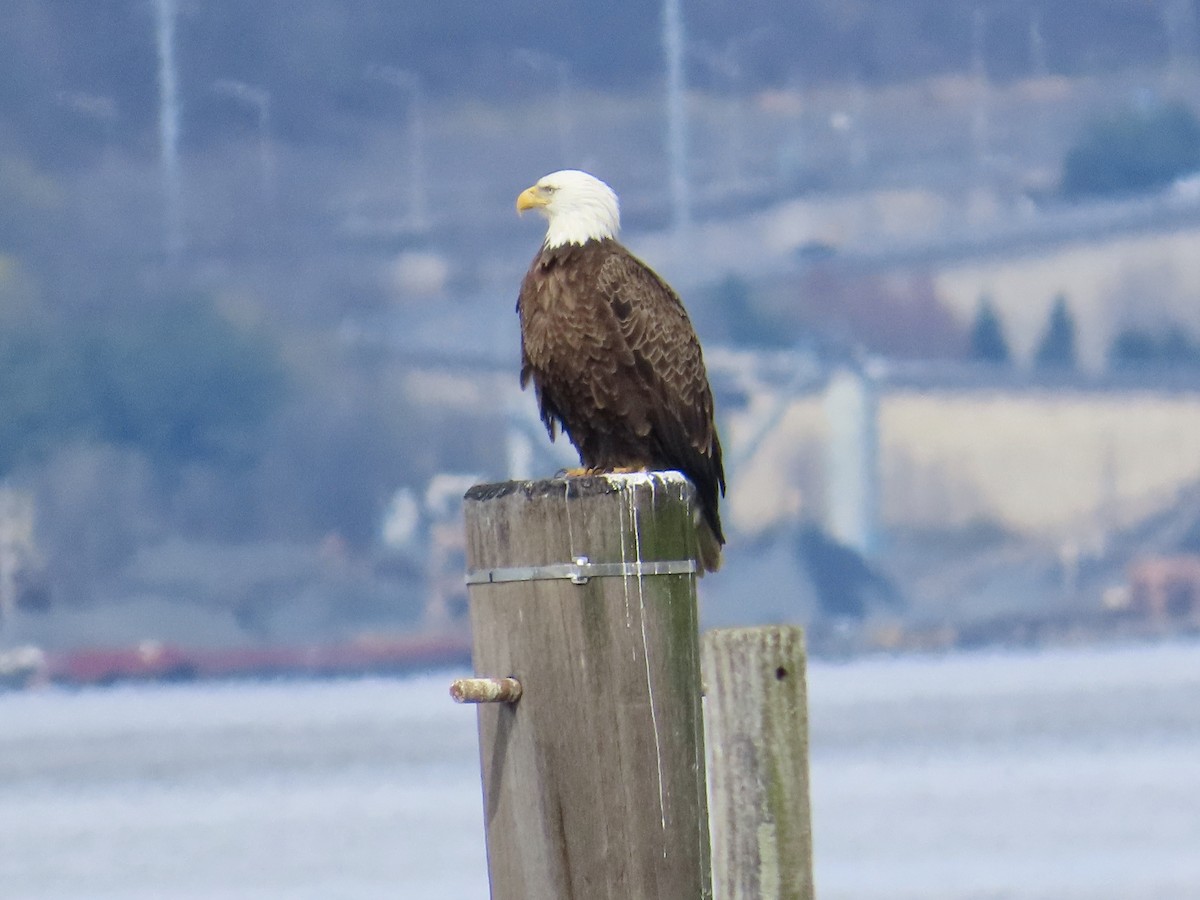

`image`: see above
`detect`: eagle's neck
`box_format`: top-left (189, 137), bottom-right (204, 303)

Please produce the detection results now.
top-left (543, 207), bottom-right (618, 249)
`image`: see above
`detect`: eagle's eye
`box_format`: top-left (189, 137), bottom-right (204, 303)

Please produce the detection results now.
top-left (541, 184), bottom-right (557, 195)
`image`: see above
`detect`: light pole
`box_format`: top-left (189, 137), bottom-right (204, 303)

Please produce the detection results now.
top-left (153, 0), bottom-right (183, 263)
top-left (663, 0), bottom-right (691, 234)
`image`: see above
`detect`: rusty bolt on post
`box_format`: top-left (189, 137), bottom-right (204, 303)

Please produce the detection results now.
top-left (450, 676), bottom-right (524, 704)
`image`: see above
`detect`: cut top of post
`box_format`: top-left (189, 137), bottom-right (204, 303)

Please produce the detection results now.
top-left (463, 472), bottom-right (700, 578)
top-left (464, 471), bottom-right (694, 506)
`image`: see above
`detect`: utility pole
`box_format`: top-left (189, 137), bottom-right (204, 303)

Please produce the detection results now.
top-left (153, 0), bottom-right (184, 263)
top-left (663, 0), bottom-right (692, 234)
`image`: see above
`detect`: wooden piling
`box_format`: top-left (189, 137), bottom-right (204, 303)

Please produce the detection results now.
top-left (463, 473), bottom-right (712, 900)
top-left (702, 626), bottom-right (815, 900)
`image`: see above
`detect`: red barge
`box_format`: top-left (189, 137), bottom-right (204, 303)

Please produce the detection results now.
top-left (2, 632), bottom-right (472, 688)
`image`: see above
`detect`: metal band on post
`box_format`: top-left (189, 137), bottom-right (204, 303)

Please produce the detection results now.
top-left (465, 554), bottom-right (697, 585)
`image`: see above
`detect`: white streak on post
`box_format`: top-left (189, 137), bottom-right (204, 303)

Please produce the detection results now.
top-left (632, 481), bottom-right (669, 837)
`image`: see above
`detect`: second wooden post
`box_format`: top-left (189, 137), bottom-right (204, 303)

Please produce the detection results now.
top-left (463, 473), bottom-right (712, 900)
top-left (703, 626), bottom-right (815, 900)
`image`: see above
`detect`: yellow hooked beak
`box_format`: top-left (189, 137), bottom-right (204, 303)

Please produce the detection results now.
top-left (516, 185), bottom-right (548, 214)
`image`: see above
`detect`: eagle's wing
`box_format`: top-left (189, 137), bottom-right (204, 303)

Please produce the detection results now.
top-left (595, 250), bottom-right (725, 494)
top-left (517, 250), bottom-right (602, 444)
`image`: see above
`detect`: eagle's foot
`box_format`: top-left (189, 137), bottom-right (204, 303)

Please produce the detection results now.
top-left (559, 465), bottom-right (649, 478)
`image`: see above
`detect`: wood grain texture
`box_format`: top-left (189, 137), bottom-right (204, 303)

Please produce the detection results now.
top-left (464, 473), bottom-right (712, 900)
top-left (702, 627), bottom-right (814, 900)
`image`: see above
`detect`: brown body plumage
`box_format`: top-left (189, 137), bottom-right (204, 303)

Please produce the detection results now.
top-left (517, 234), bottom-right (726, 567)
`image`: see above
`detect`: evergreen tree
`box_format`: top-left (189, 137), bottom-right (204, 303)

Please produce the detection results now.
top-left (1033, 294), bottom-right (1078, 370)
top-left (968, 294), bottom-right (1010, 364)
top-left (1110, 324), bottom-right (1200, 369)
top-left (1109, 328), bottom-right (1158, 367)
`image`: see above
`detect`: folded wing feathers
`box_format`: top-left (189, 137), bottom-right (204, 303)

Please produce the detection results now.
top-left (597, 253), bottom-right (723, 484)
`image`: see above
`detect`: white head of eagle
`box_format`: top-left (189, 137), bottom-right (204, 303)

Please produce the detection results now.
top-left (516, 169), bottom-right (620, 249)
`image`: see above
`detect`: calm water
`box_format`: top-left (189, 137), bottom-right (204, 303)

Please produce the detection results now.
top-left (1, 639), bottom-right (1198, 899)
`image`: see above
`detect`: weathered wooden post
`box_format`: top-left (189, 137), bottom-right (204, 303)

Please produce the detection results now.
top-left (461, 473), bottom-right (712, 900)
top-left (703, 626), bottom-right (815, 900)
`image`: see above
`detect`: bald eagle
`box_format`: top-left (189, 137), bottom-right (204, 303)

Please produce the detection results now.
top-left (515, 170), bottom-right (725, 572)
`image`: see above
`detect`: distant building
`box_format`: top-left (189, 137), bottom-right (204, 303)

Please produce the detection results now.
top-left (723, 357), bottom-right (1200, 544)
